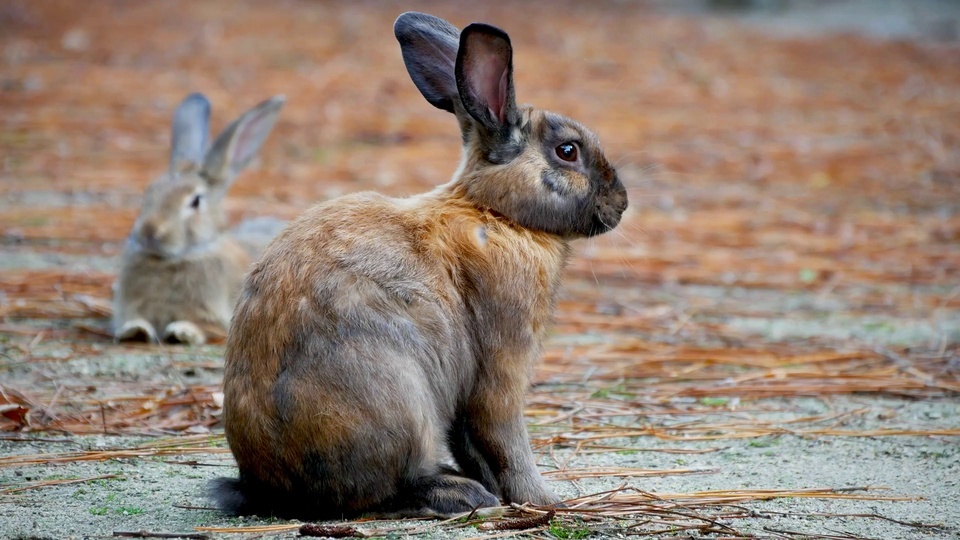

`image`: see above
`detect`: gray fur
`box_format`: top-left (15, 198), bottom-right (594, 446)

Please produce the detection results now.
top-left (169, 93), bottom-right (211, 173)
top-left (202, 95), bottom-right (286, 191)
top-left (394, 12), bottom-right (461, 113)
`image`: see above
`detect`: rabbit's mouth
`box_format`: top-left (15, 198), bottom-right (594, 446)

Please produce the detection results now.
top-left (133, 235), bottom-right (223, 261)
top-left (127, 235), bottom-right (183, 259)
top-left (587, 189), bottom-right (628, 237)
top-left (587, 211), bottom-right (620, 237)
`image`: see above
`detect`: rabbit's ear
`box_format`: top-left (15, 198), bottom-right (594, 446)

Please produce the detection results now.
top-left (170, 93), bottom-right (211, 174)
top-left (394, 12), bottom-right (461, 113)
top-left (201, 95), bottom-right (286, 190)
top-left (456, 23), bottom-right (519, 133)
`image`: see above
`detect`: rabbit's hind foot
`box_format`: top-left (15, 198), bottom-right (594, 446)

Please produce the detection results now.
top-left (402, 473), bottom-right (499, 517)
top-left (115, 318), bottom-right (158, 343)
top-left (163, 320), bottom-right (206, 345)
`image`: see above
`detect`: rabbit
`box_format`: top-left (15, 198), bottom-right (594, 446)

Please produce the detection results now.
top-left (112, 93), bottom-right (286, 346)
top-left (212, 11), bottom-right (628, 519)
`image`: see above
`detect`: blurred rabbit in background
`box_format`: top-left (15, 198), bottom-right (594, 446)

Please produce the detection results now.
top-left (112, 93), bottom-right (286, 345)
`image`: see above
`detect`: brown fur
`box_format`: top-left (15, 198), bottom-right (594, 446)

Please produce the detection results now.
top-left (214, 13), bottom-right (627, 518)
top-left (112, 94), bottom-right (285, 345)
top-left (113, 235), bottom-right (250, 341)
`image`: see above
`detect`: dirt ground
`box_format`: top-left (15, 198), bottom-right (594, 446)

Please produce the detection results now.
top-left (1, 1), bottom-right (959, 539)
top-left (1, 395), bottom-right (959, 539)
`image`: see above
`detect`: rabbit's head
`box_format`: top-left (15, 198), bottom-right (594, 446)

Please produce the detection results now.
top-left (395, 13), bottom-right (627, 238)
top-left (129, 93), bottom-right (285, 258)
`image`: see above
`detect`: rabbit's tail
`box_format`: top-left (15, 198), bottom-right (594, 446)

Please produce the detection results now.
top-left (210, 476), bottom-right (315, 518)
top-left (209, 477), bottom-right (263, 516)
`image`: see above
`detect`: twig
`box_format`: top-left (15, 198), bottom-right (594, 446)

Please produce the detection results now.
top-left (161, 460), bottom-right (231, 467)
top-left (477, 509), bottom-right (555, 531)
top-left (1, 474), bottom-right (119, 494)
top-left (0, 436), bottom-right (74, 443)
top-left (171, 504), bottom-right (218, 511)
top-left (298, 524), bottom-right (368, 538)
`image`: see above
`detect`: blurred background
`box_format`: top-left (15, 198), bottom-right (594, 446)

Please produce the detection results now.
top-left (1, 0), bottom-right (957, 345)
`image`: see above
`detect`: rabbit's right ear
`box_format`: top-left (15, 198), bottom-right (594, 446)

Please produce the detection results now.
top-left (169, 93), bottom-right (211, 174)
top-left (201, 95), bottom-right (286, 191)
top-left (455, 23), bottom-right (519, 135)
top-left (394, 12), bottom-right (461, 113)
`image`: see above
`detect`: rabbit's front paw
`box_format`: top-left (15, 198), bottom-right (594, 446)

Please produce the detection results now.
top-left (413, 474), bottom-right (500, 517)
top-left (115, 319), bottom-right (158, 343)
top-left (502, 474), bottom-right (561, 507)
top-left (163, 321), bottom-right (206, 346)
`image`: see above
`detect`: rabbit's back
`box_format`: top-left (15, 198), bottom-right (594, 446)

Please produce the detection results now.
top-left (225, 192), bottom-right (474, 408)
top-left (226, 189), bottom-right (568, 391)
top-left (229, 216), bottom-right (288, 260)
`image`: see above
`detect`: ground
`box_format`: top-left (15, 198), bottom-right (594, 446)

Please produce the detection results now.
top-left (1, 1), bottom-right (958, 539)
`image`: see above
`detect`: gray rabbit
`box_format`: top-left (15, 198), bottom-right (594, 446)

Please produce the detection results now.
top-left (113, 93), bottom-right (285, 345)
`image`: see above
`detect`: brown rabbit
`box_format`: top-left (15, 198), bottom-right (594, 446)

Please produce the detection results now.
top-left (213, 12), bottom-right (627, 519)
top-left (112, 93), bottom-right (285, 345)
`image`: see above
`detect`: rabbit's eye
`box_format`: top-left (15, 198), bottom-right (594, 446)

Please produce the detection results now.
top-left (189, 194), bottom-right (202, 209)
top-left (555, 143), bottom-right (578, 162)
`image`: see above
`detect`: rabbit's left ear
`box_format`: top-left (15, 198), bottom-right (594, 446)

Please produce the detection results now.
top-left (170, 93), bottom-right (211, 174)
top-left (455, 23), bottom-right (519, 134)
top-left (202, 95), bottom-right (286, 191)
top-left (394, 11), bottom-right (462, 114)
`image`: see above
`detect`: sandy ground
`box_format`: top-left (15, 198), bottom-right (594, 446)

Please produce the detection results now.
top-left (2, 395), bottom-right (958, 539)
top-left (1, 274), bottom-right (957, 538)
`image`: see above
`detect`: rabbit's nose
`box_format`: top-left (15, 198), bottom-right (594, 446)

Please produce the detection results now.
top-left (140, 223), bottom-right (163, 250)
